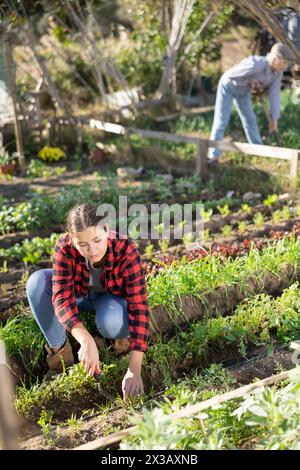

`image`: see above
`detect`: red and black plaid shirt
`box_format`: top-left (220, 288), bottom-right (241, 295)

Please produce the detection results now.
top-left (52, 232), bottom-right (149, 352)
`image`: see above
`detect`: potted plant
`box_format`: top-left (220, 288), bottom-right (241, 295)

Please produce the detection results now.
top-left (0, 149), bottom-right (16, 176)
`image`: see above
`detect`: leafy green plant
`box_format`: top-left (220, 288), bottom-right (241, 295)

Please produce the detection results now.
top-left (199, 207), bottom-right (213, 223)
top-left (0, 147), bottom-right (16, 165)
top-left (38, 409), bottom-right (55, 444)
top-left (182, 282), bottom-right (300, 361)
top-left (280, 206), bottom-right (291, 222)
top-left (26, 159), bottom-right (67, 179)
top-left (26, 159), bottom-right (52, 178)
top-left (221, 224), bottom-right (233, 237)
top-left (237, 221), bottom-right (247, 234)
top-left (272, 209), bottom-right (282, 225)
top-left (0, 233), bottom-right (60, 264)
top-left (263, 194), bottom-right (278, 207)
top-left (144, 243), bottom-right (154, 258)
top-left (182, 233), bottom-right (195, 247)
top-left (240, 204), bottom-right (251, 215)
top-left (0, 313), bottom-right (44, 379)
top-left (217, 204), bottom-right (230, 216)
top-left (158, 239), bottom-right (170, 252)
top-left (253, 212), bottom-right (265, 229)
top-left (233, 368), bottom-right (300, 450)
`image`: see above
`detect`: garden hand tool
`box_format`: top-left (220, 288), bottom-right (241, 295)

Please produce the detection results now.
top-left (93, 372), bottom-right (115, 402)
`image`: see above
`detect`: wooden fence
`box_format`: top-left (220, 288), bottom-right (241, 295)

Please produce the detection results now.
top-left (47, 116), bottom-right (300, 189)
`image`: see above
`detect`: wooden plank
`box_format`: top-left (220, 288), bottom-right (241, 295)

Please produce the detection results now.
top-left (290, 151), bottom-right (299, 192)
top-left (290, 340), bottom-right (300, 351)
top-left (89, 119), bottom-right (126, 135)
top-left (196, 139), bottom-right (208, 178)
top-left (55, 117), bottom-right (300, 169)
top-left (88, 119), bottom-right (198, 144)
top-left (73, 368), bottom-right (296, 451)
top-left (207, 139), bottom-right (297, 160)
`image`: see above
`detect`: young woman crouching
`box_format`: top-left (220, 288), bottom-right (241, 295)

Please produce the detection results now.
top-left (26, 204), bottom-right (149, 399)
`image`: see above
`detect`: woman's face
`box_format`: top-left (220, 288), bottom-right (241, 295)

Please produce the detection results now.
top-left (272, 57), bottom-right (289, 72)
top-left (71, 224), bottom-right (109, 264)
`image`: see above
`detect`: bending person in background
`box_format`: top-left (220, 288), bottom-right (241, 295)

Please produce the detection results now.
top-left (208, 43), bottom-right (295, 162)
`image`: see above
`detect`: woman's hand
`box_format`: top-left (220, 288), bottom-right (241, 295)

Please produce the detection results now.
top-left (122, 369), bottom-right (144, 400)
top-left (269, 120), bottom-right (278, 133)
top-left (122, 350), bottom-right (145, 400)
top-left (71, 324), bottom-right (101, 377)
top-left (77, 337), bottom-right (101, 377)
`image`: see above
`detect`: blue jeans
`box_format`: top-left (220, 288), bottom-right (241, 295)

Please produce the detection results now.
top-left (209, 76), bottom-right (262, 159)
top-left (26, 269), bottom-right (129, 348)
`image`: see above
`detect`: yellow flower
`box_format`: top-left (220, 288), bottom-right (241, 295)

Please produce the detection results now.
top-left (38, 146), bottom-right (66, 162)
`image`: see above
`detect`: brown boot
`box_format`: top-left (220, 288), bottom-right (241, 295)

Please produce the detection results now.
top-left (94, 335), bottom-right (107, 351)
top-left (45, 339), bottom-right (74, 373)
top-left (114, 338), bottom-right (130, 355)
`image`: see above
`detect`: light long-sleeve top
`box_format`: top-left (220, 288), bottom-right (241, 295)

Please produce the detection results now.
top-left (222, 55), bottom-right (283, 121)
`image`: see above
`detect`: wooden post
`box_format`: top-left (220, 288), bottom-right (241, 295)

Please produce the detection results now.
top-left (290, 151), bottom-right (299, 193)
top-left (77, 120), bottom-right (83, 153)
top-left (48, 120), bottom-right (53, 146)
top-left (3, 30), bottom-right (26, 175)
top-left (196, 139), bottom-right (208, 179)
top-left (58, 121), bottom-right (62, 146)
top-left (33, 92), bottom-right (42, 144)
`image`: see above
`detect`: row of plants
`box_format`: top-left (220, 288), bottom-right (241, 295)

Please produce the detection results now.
top-left (143, 223), bottom-right (300, 277)
top-left (147, 236), bottom-right (300, 312)
top-left (10, 278), bottom-right (300, 420)
top-left (0, 198), bottom-right (297, 270)
top-left (121, 367), bottom-right (300, 450)
top-left (143, 199), bottom-right (299, 256)
top-left (0, 234), bottom-right (60, 265)
top-left (0, 183), bottom-right (98, 234)
top-left (0, 174), bottom-right (249, 235)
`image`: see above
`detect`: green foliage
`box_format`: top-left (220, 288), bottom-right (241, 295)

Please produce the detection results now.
top-left (37, 409), bottom-right (55, 444)
top-left (0, 313), bottom-right (44, 378)
top-left (26, 159), bottom-right (66, 179)
top-left (182, 282), bottom-right (300, 360)
top-left (122, 368), bottom-right (300, 450)
top-left (221, 224), bottom-right (233, 237)
top-left (147, 237), bottom-right (300, 310)
top-left (117, 0), bottom-right (233, 95)
top-left (217, 204), bottom-right (231, 216)
top-left (145, 336), bottom-right (186, 386)
top-left (237, 220), bottom-right (248, 234)
top-left (240, 204), bottom-right (251, 215)
top-left (15, 364), bottom-right (98, 417)
top-left (263, 194), bottom-right (278, 207)
top-left (0, 182), bottom-right (98, 234)
top-left (233, 368), bottom-right (300, 450)
top-left (253, 212), bottom-right (265, 228)
top-left (0, 233), bottom-right (60, 264)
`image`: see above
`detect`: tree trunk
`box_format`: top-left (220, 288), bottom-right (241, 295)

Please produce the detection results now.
top-left (155, 0), bottom-right (196, 99)
top-left (22, 25), bottom-right (69, 115)
top-left (232, 0), bottom-right (300, 63)
top-left (3, 29), bottom-right (26, 175)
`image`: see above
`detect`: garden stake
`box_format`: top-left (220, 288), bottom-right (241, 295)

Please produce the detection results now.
top-left (93, 372), bottom-right (115, 403)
